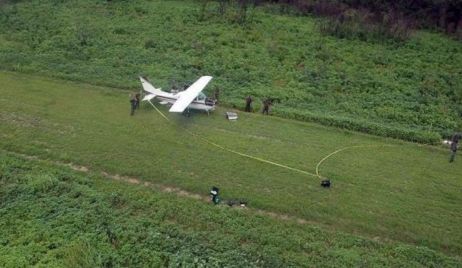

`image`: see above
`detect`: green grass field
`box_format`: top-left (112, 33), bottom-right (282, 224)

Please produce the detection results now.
top-left (1, 1), bottom-right (461, 264)
top-left (1, 72), bottom-right (461, 264)
top-left (3, 153), bottom-right (461, 267)
top-left (0, 0), bottom-right (461, 142)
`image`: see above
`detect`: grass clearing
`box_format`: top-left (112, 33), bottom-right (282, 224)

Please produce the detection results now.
top-left (0, 71), bottom-right (461, 258)
top-left (0, 0), bottom-right (461, 142)
top-left (2, 152), bottom-right (461, 266)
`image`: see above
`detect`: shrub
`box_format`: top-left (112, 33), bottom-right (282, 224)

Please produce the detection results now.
top-left (144, 39), bottom-right (156, 49)
top-left (63, 240), bottom-right (97, 267)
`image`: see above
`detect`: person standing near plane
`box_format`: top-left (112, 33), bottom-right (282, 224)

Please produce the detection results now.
top-left (245, 95), bottom-right (253, 112)
top-left (450, 133), bottom-right (461, 162)
top-left (214, 88), bottom-right (220, 103)
top-left (262, 98), bottom-right (271, 115)
top-left (135, 93), bottom-right (141, 110)
top-left (130, 93), bottom-right (137, 116)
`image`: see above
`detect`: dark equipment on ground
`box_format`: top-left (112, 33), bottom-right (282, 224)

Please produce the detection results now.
top-left (321, 179), bottom-right (331, 188)
top-left (226, 199), bottom-right (248, 207)
top-left (209, 187), bottom-right (247, 207)
top-left (225, 112), bottom-right (238, 120)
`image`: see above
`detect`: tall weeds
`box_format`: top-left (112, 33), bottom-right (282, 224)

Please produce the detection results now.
top-left (318, 8), bottom-right (414, 43)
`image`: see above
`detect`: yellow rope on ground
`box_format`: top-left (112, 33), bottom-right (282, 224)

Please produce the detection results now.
top-left (147, 101), bottom-right (318, 178)
top-left (148, 100), bottom-right (170, 121)
top-left (315, 145), bottom-right (396, 178)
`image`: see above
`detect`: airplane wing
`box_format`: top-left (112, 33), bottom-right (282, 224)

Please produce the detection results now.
top-left (169, 76), bottom-right (213, 113)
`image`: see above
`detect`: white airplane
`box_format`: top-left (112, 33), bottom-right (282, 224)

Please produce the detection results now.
top-left (139, 76), bottom-right (216, 115)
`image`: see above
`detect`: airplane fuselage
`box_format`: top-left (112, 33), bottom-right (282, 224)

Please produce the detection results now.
top-left (139, 76), bottom-right (215, 114)
top-left (155, 92), bottom-right (215, 112)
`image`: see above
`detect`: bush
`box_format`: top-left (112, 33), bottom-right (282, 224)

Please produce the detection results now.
top-left (144, 39), bottom-right (156, 49)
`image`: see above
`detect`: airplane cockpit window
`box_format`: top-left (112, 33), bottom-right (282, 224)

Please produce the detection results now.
top-left (196, 92), bottom-right (206, 101)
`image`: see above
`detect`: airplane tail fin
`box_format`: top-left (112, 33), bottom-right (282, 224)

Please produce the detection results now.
top-left (139, 76), bottom-right (163, 96)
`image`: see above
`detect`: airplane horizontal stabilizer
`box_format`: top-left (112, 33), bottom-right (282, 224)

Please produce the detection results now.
top-left (139, 76), bottom-right (162, 95)
top-left (142, 94), bottom-right (156, 101)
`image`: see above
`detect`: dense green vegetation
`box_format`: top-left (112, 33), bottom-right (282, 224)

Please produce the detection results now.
top-left (1, 72), bottom-right (461, 259)
top-left (0, 0), bottom-right (461, 143)
top-left (2, 153), bottom-right (461, 267)
top-left (268, 0), bottom-right (462, 37)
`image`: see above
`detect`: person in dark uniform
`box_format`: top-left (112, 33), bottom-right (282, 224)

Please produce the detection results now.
top-left (210, 187), bottom-right (220, 205)
top-left (130, 93), bottom-right (137, 116)
top-left (214, 88), bottom-right (220, 103)
top-left (450, 133), bottom-right (461, 162)
top-left (135, 93), bottom-right (141, 110)
top-left (262, 98), bottom-right (271, 115)
top-left (245, 95), bottom-right (253, 112)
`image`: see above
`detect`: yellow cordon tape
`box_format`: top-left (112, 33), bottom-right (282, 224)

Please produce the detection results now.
top-left (148, 100), bottom-right (170, 121)
top-left (315, 145), bottom-right (396, 178)
top-left (147, 101), bottom-right (318, 178)
top-left (148, 101), bottom-right (399, 180)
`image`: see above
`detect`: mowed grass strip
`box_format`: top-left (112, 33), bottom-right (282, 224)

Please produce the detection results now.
top-left (0, 0), bottom-right (460, 141)
top-left (0, 71), bottom-right (461, 256)
top-left (1, 153), bottom-right (461, 267)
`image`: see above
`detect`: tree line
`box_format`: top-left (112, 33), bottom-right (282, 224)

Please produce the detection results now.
top-left (242, 0), bottom-right (462, 38)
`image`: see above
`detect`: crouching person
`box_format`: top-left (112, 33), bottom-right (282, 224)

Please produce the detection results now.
top-left (210, 187), bottom-right (220, 205)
